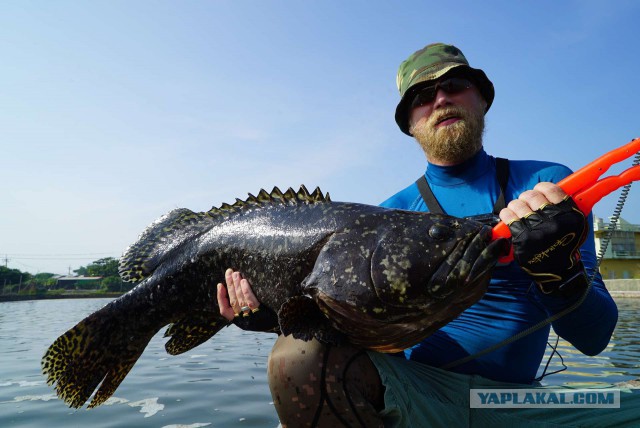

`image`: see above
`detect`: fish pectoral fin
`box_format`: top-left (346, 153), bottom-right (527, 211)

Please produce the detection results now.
top-left (164, 314), bottom-right (229, 355)
top-left (278, 296), bottom-right (345, 346)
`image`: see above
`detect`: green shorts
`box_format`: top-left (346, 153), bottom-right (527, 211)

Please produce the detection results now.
top-left (367, 352), bottom-right (640, 427)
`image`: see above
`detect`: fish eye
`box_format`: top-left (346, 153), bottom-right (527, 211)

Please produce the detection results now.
top-left (429, 224), bottom-right (453, 240)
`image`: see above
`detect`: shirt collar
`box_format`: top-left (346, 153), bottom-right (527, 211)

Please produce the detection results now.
top-left (425, 148), bottom-right (491, 186)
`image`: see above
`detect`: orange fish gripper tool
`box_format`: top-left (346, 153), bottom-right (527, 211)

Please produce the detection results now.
top-left (492, 137), bottom-right (640, 263)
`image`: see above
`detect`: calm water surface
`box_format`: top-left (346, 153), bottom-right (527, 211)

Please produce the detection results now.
top-left (540, 298), bottom-right (640, 386)
top-left (1, 298), bottom-right (638, 427)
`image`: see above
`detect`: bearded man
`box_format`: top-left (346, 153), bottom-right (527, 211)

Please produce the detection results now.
top-left (217, 43), bottom-right (620, 427)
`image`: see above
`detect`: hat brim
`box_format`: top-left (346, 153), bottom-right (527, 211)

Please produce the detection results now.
top-left (395, 65), bottom-right (494, 136)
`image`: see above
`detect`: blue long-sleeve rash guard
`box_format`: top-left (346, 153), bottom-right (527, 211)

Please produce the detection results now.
top-left (380, 149), bottom-right (618, 384)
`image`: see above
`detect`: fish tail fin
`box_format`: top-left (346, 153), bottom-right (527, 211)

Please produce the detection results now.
top-left (87, 347), bottom-right (146, 408)
top-left (164, 313), bottom-right (229, 355)
top-left (42, 307), bottom-right (158, 408)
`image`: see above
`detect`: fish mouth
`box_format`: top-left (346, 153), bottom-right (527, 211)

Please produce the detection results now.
top-left (468, 233), bottom-right (509, 283)
top-left (425, 225), bottom-right (509, 300)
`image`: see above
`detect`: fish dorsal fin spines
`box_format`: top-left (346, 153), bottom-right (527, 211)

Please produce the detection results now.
top-left (120, 186), bottom-right (330, 283)
top-left (257, 189), bottom-right (271, 203)
top-left (271, 186), bottom-right (285, 202)
top-left (310, 186), bottom-right (327, 202)
top-left (297, 185), bottom-right (310, 200)
top-left (206, 185), bottom-right (329, 216)
top-left (283, 187), bottom-right (297, 201)
top-left (245, 193), bottom-right (260, 206)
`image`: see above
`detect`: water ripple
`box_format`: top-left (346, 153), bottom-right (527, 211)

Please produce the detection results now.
top-left (1, 297), bottom-right (638, 426)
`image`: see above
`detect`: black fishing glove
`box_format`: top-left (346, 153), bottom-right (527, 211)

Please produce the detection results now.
top-left (509, 197), bottom-right (589, 298)
top-left (232, 305), bottom-right (280, 333)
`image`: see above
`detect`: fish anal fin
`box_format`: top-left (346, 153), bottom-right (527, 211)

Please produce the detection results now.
top-left (164, 314), bottom-right (229, 356)
top-left (278, 296), bottom-right (344, 345)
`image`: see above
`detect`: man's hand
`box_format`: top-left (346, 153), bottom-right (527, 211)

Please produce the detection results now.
top-left (216, 269), bottom-right (279, 332)
top-left (217, 269), bottom-right (261, 320)
top-left (499, 182), bottom-right (589, 297)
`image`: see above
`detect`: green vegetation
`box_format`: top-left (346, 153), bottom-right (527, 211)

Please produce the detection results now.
top-left (0, 257), bottom-right (135, 297)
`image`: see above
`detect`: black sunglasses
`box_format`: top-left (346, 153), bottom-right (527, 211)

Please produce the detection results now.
top-left (410, 77), bottom-right (474, 109)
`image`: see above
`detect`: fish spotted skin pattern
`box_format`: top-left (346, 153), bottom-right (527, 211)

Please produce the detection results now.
top-left (42, 185), bottom-right (508, 409)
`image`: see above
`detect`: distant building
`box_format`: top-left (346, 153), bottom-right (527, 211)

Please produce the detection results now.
top-left (593, 217), bottom-right (640, 279)
top-left (55, 275), bottom-right (103, 289)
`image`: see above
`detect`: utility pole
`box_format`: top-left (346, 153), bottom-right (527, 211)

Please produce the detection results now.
top-left (3, 255), bottom-right (8, 268)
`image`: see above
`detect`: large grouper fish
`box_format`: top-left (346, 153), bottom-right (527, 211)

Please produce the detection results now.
top-left (42, 185), bottom-right (508, 408)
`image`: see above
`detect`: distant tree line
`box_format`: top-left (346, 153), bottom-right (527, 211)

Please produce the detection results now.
top-left (1, 257), bottom-right (134, 295)
top-left (0, 268), bottom-right (56, 295)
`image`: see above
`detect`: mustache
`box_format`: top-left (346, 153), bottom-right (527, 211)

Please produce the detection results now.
top-left (428, 106), bottom-right (469, 127)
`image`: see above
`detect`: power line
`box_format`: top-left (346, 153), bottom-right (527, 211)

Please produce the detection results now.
top-left (2, 252), bottom-right (119, 261)
top-left (4, 252), bottom-right (116, 256)
top-left (9, 256), bottom-right (118, 260)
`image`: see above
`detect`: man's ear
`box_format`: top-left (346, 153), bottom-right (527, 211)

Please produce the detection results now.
top-left (408, 120), bottom-right (416, 136)
top-left (480, 94), bottom-right (488, 111)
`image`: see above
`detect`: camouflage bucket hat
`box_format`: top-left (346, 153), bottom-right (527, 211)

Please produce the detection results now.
top-left (395, 43), bottom-right (494, 136)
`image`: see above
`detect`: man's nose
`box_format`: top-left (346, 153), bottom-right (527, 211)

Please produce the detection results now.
top-left (432, 88), bottom-right (452, 110)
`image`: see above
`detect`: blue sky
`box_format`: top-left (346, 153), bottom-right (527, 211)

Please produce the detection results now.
top-left (2, 1), bottom-right (639, 275)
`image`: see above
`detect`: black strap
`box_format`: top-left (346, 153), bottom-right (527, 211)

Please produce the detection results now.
top-left (415, 157), bottom-right (510, 215)
top-left (493, 157), bottom-right (510, 214)
top-left (415, 173), bottom-right (445, 214)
